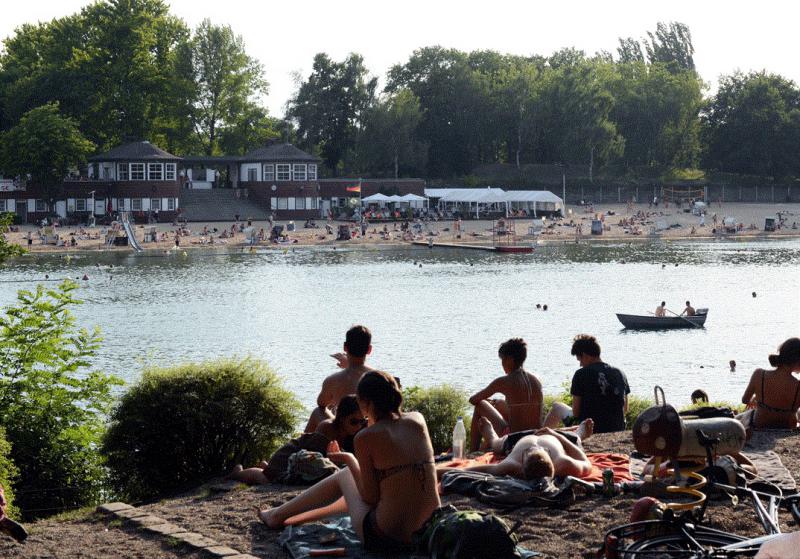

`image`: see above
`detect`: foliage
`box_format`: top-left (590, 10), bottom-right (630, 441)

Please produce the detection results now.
top-left (102, 357), bottom-right (302, 501)
top-left (288, 53), bottom-right (377, 175)
top-left (0, 427), bottom-right (19, 519)
top-left (0, 103), bottom-right (94, 200)
top-left (679, 401), bottom-right (746, 414)
top-left (663, 168), bottom-right (706, 182)
top-left (0, 281), bottom-right (120, 519)
top-left (543, 385), bottom-right (654, 430)
top-left (403, 385), bottom-right (470, 453)
top-left (0, 213), bottom-right (24, 265)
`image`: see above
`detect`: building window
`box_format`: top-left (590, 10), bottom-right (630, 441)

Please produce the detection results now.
top-left (263, 164), bottom-right (274, 181)
top-left (276, 164), bottom-right (291, 181)
top-left (148, 163), bottom-right (163, 181)
top-left (0, 200), bottom-right (6, 212)
top-left (308, 197), bottom-right (318, 209)
top-left (277, 197), bottom-right (288, 210)
top-left (151, 198), bottom-right (161, 211)
top-left (308, 164), bottom-right (317, 180)
top-left (293, 164), bottom-right (307, 181)
top-left (118, 164), bottom-right (129, 181)
top-left (76, 199), bottom-right (87, 212)
top-left (130, 163), bottom-right (145, 181)
top-left (35, 199), bottom-right (47, 212)
top-left (247, 168), bottom-right (258, 182)
top-left (167, 198), bottom-right (175, 211)
top-left (132, 198), bottom-right (142, 211)
top-left (165, 163), bottom-right (176, 180)
top-left (295, 197), bottom-right (305, 209)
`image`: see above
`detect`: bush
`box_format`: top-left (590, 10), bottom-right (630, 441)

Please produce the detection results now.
top-left (403, 385), bottom-right (469, 453)
top-left (102, 358), bottom-right (302, 501)
top-left (0, 427), bottom-right (19, 519)
top-left (0, 281), bottom-right (119, 519)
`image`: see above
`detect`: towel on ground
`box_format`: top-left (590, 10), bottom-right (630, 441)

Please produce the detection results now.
top-left (440, 452), bottom-right (633, 482)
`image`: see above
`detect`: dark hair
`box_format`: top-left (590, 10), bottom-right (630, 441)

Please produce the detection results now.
top-left (769, 338), bottom-right (800, 367)
top-left (357, 371), bottom-right (402, 419)
top-left (345, 325), bottom-right (372, 358)
top-left (661, 301), bottom-right (665, 306)
top-left (686, 301), bottom-right (691, 306)
top-left (332, 395), bottom-right (360, 428)
top-left (498, 338), bottom-right (527, 368)
top-left (571, 334), bottom-right (601, 358)
top-left (691, 389), bottom-right (709, 404)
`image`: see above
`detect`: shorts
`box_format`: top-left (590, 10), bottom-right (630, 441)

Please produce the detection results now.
top-left (362, 509), bottom-right (412, 553)
top-left (501, 429), bottom-right (581, 455)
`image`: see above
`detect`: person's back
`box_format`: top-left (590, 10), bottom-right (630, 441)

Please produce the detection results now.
top-left (570, 335), bottom-right (630, 433)
top-left (498, 370), bottom-right (543, 433)
top-left (655, 302), bottom-right (666, 317)
top-left (742, 340), bottom-right (800, 429)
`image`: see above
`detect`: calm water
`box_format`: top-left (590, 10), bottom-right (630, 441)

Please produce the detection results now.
top-left (0, 239), bottom-right (798, 410)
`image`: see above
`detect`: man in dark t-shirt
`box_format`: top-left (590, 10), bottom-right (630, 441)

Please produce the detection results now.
top-left (569, 334), bottom-right (630, 433)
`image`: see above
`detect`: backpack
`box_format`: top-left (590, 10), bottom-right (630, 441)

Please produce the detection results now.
top-left (415, 505), bottom-right (521, 559)
top-left (264, 432), bottom-right (330, 482)
top-left (440, 470), bottom-right (574, 509)
top-left (281, 450), bottom-right (338, 484)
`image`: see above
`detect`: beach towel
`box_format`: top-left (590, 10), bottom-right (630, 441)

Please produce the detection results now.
top-left (278, 516), bottom-right (550, 559)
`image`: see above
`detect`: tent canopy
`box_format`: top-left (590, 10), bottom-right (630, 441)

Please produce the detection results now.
top-left (502, 190), bottom-right (563, 204)
top-left (399, 193), bottom-right (427, 202)
top-left (362, 193), bottom-right (392, 202)
top-left (438, 188), bottom-right (507, 204)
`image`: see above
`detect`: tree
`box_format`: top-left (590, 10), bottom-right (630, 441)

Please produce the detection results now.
top-left (617, 38), bottom-right (644, 64)
top-left (0, 214), bottom-right (24, 265)
top-left (643, 21), bottom-right (695, 72)
top-left (0, 281), bottom-right (121, 518)
top-left (179, 19), bottom-right (268, 155)
top-left (289, 53), bottom-right (377, 175)
top-left (0, 103), bottom-right (94, 203)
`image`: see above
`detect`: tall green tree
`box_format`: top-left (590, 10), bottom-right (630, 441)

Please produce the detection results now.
top-left (0, 103), bottom-right (94, 203)
top-left (179, 19), bottom-right (269, 155)
top-left (643, 21), bottom-right (696, 72)
top-left (289, 53), bottom-right (377, 175)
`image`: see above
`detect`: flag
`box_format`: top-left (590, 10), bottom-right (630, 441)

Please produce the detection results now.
top-left (346, 184), bottom-right (361, 193)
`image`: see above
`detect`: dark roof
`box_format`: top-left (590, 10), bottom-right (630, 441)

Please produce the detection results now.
top-left (89, 141), bottom-right (181, 162)
top-left (242, 143), bottom-right (320, 163)
top-left (182, 155), bottom-right (241, 165)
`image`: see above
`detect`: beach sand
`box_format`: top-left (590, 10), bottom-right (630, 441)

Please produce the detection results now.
top-left (5, 202), bottom-right (800, 255)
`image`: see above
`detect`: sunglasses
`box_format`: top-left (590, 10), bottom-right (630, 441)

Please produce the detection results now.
top-left (349, 417), bottom-right (368, 427)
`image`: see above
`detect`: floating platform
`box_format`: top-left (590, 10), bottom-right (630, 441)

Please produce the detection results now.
top-left (412, 241), bottom-right (534, 253)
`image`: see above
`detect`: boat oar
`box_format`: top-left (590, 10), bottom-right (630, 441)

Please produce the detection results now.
top-left (666, 308), bottom-right (703, 329)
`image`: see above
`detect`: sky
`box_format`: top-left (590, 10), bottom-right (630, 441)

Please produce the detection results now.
top-left (1, 0), bottom-right (797, 116)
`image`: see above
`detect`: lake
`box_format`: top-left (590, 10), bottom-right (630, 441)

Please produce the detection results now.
top-left (0, 239), bottom-right (797, 411)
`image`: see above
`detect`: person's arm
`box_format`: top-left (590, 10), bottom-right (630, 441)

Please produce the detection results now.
top-left (316, 377), bottom-right (334, 410)
top-left (344, 433), bottom-right (378, 506)
top-left (571, 396), bottom-right (582, 418)
top-left (742, 371), bottom-right (759, 406)
top-left (469, 378), bottom-right (501, 406)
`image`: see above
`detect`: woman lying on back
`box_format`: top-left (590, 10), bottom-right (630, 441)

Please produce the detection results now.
top-left (257, 371), bottom-right (441, 552)
top-left (740, 338), bottom-right (800, 429)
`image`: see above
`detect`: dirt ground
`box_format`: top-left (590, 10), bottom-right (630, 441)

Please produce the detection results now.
top-left (3, 430), bottom-right (798, 558)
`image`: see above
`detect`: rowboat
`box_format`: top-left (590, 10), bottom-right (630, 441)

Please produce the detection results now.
top-left (494, 245), bottom-right (535, 253)
top-left (616, 310), bottom-right (708, 330)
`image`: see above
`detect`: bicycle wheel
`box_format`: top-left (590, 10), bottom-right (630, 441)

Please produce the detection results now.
top-left (619, 531), bottom-right (754, 558)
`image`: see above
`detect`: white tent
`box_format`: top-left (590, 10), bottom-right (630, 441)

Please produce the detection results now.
top-left (430, 187), bottom-right (508, 218)
top-left (399, 193), bottom-right (427, 202)
top-left (502, 190), bottom-right (564, 216)
top-left (362, 193), bottom-right (392, 203)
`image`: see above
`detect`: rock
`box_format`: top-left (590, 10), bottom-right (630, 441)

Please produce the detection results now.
top-left (128, 514), bottom-right (169, 527)
top-left (172, 532), bottom-right (220, 549)
top-left (113, 508), bottom-right (150, 519)
top-left (97, 502), bottom-right (133, 514)
top-left (204, 545), bottom-right (242, 557)
top-left (143, 523), bottom-right (183, 536)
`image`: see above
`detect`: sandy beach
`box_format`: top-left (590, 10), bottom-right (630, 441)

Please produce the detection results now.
top-left (5, 203), bottom-right (800, 255)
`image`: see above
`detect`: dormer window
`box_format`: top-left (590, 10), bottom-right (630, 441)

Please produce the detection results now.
top-left (293, 164), bottom-right (307, 181)
top-left (263, 164), bottom-right (274, 181)
top-left (308, 164), bottom-right (317, 180)
top-left (276, 164), bottom-right (291, 181)
top-left (130, 163), bottom-right (145, 181)
top-left (148, 163), bottom-right (163, 181)
top-left (118, 163), bottom-right (129, 181)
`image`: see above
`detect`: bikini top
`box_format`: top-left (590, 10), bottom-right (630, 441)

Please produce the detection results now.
top-left (757, 369), bottom-right (800, 414)
top-left (374, 460), bottom-right (435, 487)
top-left (506, 368), bottom-right (538, 409)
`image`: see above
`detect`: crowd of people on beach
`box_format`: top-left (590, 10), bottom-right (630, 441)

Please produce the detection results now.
top-left (224, 324), bottom-right (800, 553)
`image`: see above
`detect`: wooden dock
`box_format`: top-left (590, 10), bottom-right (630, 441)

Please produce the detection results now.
top-left (411, 241), bottom-right (534, 253)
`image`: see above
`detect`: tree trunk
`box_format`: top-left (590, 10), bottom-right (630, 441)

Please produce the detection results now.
top-left (589, 145), bottom-right (594, 183)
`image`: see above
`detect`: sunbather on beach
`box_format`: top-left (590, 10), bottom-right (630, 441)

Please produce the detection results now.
top-left (257, 371), bottom-right (441, 553)
top-left (227, 395), bottom-right (367, 485)
top-left (305, 325), bottom-right (374, 433)
top-left (440, 418), bottom-right (593, 480)
top-left (738, 338), bottom-right (800, 429)
top-left (468, 338), bottom-right (543, 451)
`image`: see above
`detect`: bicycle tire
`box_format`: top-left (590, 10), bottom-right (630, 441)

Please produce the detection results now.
top-left (619, 531), bottom-right (755, 558)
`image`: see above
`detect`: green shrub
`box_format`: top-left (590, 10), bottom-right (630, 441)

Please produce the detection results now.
top-left (404, 385), bottom-right (470, 453)
top-left (102, 358), bottom-right (302, 501)
top-left (679, 401), bottom-right (746, 414)
top-left (0, 281), bottom-right (119, 519)
top-left (0, 427), bottom-right (19, 519)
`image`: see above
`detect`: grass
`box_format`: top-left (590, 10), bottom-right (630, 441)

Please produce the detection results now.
top-left (48, 505), bottom-right (98, 523)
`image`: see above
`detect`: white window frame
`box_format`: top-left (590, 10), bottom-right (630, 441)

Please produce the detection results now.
top-left (0, 200), bottom-right (6, 212)
top-left (148, 163), bottom-right (163, 181)
top-left (263, 164), bottom-right (274, 181)
top-left (167, 198), bottom-right (175, 211)
top-left (151, 198), bottom-right (161, 211)
top-left (35, 199), bottom-right (47, 212)
top-left (76, 199), bottom-right (87, 212)
top-left (276, 164), bottom-right (291, 181)
top-left (277, 197), bottom-right (288, 210)
top-left (117, 163), bottom-right (129, 181)
top-left (165, 163), bottom-right (176, 181)
top-left (247, 168), bottom-right (258, 182)
top-left (131, 198), bottom-right (142, 211)
top-left (293, 164), bottom-right (307, 181)
top-left (130, 163), bottom-right (145, 181)
top-left (295, 197), bottom-right (305, 210)
top-left (308, 164), bottom-right (317, 180)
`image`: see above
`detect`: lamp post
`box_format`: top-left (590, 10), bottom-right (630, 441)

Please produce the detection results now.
top-left (557, 163), bottom-right (567, 216)
top-left (88, 190), bottom-right (96, 227)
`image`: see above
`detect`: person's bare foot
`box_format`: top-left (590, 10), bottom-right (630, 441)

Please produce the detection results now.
top-left (478, 417), bottom-right (497, 450)
top-left (576, 419), bottom-right (594, 441)
top-left (225, 464), bottom-right (244, 480)
top-left (255, 507), bottom-right (284, 529)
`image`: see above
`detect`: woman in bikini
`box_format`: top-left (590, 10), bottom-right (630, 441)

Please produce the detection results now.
top-left (257, 371), bottom-right (441, 552)
top-left (740, 338), bottom-right (800, 429)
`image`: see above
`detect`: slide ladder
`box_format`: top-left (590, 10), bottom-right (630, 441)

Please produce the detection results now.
top-left (120, 213), bottom-right (144, 252)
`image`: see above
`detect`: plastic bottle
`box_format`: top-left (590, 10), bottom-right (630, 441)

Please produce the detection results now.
top-left (452, 416), bottom-right (467, 460)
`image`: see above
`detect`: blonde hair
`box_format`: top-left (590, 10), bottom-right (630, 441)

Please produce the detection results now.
top-left (522, 449), bottom-right (554, 479)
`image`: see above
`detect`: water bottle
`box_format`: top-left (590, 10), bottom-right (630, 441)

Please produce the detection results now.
top-left (452, 416), bottom-right (467, 460)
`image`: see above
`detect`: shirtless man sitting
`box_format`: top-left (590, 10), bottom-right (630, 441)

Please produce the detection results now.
top-left (440, 418), bottom-right (594, 480)
top-left (304, 325), bottom-right (374, 433)
top-left (468, 338), bottom-right (543, 452)
top-left (681, 301), bottom-right (696, 317)
top-left (655, 301), bottom-right (666, 317)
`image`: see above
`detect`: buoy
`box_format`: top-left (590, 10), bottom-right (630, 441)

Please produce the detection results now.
top-left (752, 292), bottom-right (757, 298)
top-left (82, 274), bottom-right (88, 281)
top-left (181, 251), bottom-right (187, 257)
top-left (543, 304), bottom-right (548, 311)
